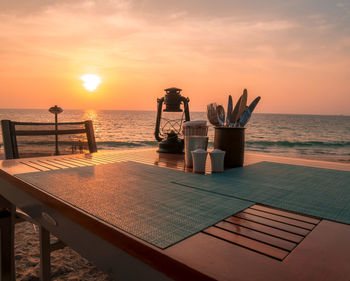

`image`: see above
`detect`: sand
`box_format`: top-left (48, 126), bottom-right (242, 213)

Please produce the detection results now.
top-left (15, 222), bottom-right (113, 281)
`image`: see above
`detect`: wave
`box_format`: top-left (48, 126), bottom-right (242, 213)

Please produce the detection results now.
top-left (1, 140), bottom-right (349, 149)
top-left (97, 140), bottom-right (158, 148)
top-left (0, 140), bottom-right (158, 148)
top-left (246, 140), bottom-right (350, 148)
top-left (98, 140), bottom-right (350, 149)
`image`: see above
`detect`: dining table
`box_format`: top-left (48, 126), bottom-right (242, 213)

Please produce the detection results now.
top-left (1, 148), bottom-right (350, 281)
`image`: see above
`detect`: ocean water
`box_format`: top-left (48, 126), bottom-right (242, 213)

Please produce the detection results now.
top-left (0, 109), bottom-right (349, 163)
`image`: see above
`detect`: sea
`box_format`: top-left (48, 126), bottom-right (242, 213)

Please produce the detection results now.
top-left (0, 109), bottom-right (349, 163)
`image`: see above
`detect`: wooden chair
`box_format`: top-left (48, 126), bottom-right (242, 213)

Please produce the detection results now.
top-left (1, 120), bottom-right (97, 159)
top-left (0, 120), bottom-right (97, 280)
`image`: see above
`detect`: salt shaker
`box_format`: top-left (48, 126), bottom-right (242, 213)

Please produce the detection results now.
top-left (185, 136), bottom-right (208, 168)
top-left (209, 149), bottom-right (225, 172)
top-left (191, 149), bottom-right (208, 173)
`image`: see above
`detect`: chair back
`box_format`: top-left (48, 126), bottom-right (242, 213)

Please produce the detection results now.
top-left (1, 120), bottom-right (97, 159)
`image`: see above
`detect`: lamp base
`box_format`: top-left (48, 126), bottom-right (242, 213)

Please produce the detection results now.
top-left (157, 138), bottom-right (184, 154)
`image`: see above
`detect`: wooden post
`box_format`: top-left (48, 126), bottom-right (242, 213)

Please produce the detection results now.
top-left (0, 196), bottom-right (15, 281)
top-left (54, 114), bottom-right (59, 155)
top-left (49, 105), bottom-right (63, 155)
top-left (39, 227), bottom-right (51, 281)
top-left (85, 121), bottom-right (97, 153)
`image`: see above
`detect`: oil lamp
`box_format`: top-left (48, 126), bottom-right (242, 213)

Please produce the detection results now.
top-left (154, 87), bottom-right (190, 153)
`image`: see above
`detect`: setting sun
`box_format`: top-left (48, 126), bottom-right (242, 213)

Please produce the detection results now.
top-left (81, 74), bottom-right (101, 92)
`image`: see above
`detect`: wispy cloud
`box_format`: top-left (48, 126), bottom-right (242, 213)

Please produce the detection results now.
top-left (0, 0), bottom-right (349, 113)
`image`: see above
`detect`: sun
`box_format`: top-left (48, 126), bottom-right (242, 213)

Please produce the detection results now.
top-left (81, 74), bottom-right (101, 91)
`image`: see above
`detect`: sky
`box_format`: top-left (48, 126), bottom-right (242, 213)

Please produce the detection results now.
top-left (0, 0), bottom-right (349, 114)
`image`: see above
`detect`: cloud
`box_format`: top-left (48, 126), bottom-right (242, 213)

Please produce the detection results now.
top-left (0, 0), bottom-right (349, 113)
top-left (0, 0), bottom-right (349, 72)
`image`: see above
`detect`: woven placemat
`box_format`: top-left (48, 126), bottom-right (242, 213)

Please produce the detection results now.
top-left (17, 161), bottom-right (252, 249)
top-left (174, 161), bottom-right (350, 224)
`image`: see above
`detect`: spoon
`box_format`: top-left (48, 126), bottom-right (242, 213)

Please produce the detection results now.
top-left (216, 105), bottom-right (225, 126)
top-left (207, 103), bottom-right (220, 126)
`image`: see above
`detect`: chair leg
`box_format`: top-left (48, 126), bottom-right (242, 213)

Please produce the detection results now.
top-left (39, 226), bottom-right (51, 281)
top-left (0, 201), bottom-right (15, 281)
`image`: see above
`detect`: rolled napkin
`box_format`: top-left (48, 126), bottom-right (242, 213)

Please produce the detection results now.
top-left (191, 149), bottom-right (208, 173)
top-left (183, 120), bottom-right (208, 136)
top-left (209, 149), bottom-right (226, 173)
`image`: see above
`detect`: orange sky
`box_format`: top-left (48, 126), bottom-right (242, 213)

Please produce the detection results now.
top-left (0, 1), bottom-right (349, 114)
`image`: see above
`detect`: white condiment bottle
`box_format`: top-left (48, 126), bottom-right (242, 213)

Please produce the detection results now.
top-left (209, 149), bottom-right (226, 172)
top-left (191, 149), bottom-right (208, 173)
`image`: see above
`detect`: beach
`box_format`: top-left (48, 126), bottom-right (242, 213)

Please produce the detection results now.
top-left (15, 222), bottom-right (112, 281)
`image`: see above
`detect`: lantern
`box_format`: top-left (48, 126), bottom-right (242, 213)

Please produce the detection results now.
top-left (154, 87), bottom-right (190, 153)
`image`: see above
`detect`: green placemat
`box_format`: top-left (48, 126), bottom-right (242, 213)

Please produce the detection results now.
top-left (173, 161), bottom-right (350, 224)
top-left (16, 161), bottom-right (252, 249)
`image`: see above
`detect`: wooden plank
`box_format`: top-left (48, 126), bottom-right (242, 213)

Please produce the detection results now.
top-left (19, 161), bottom-right (51, 171)
top-left (13, 121), bottom-right (85, 126)
top-left (166, 232), bottom-right (291, 281)
top-left (27, 161), bottom-right (59, 170)
top-left (59, 158), bottom-right (98, 166)
top-left (235, 213), bottom-right (310, 236)
top-left (34, 162), bottom-right (60, 170)
top-left (51, 158), bottom-right (89, 167)
top-left (60, 157), bottom-right (111, 166)
top-left (81, 159), bottom-right (112, 165)
top-left (58, 158), bottom-right (94, 166)
top-left (204, 226), bottom-right (289, 260)
top-left (44, 159), bottom-right (80, 168)
top-left (87, 158), bottom-right (117, 164)
top-left (74, 158), bottom-right (110, 164)
top-left (225, 216), bottom-right (304, 243)
top-left (91, 155), bottom-right (127, 162)
top-left (94, 155), bottom-right (135, 162)
top-left (51, 159), bottom-right (81, 167)
top-left (16, 162), bottom-right (44, 172)
top-left (243, 209), bottom-right (315, 230)
top-left (166, 221), bottom-right (350, 281)
top-left (15, 129), bottom-right (86, 136)
top-left (216, 221), bottom-right (297, 251)
top-left (250, 205), bottom-right (320, 225)
top-left (0, 161), bottom-right (41, 174)
top-left (37, 160), bottom-right (69, 169)
top-left (75, 157), bottom-right (111, 165)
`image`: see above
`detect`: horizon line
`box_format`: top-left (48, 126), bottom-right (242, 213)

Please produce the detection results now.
top-left (0, 108), bottom-right (348, 117)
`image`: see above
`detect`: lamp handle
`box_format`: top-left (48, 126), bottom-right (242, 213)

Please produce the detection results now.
top-left (154, 97), bottom-right (164, 142)
top-left (181, 96), bottom-right (190, 122)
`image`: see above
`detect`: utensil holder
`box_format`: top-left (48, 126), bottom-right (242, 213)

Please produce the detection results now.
top-left (214, 127), bottom-right (245, 167)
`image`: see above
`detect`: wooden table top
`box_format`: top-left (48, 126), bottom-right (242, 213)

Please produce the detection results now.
top-left (1, 148), bottom-right (350, 281)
